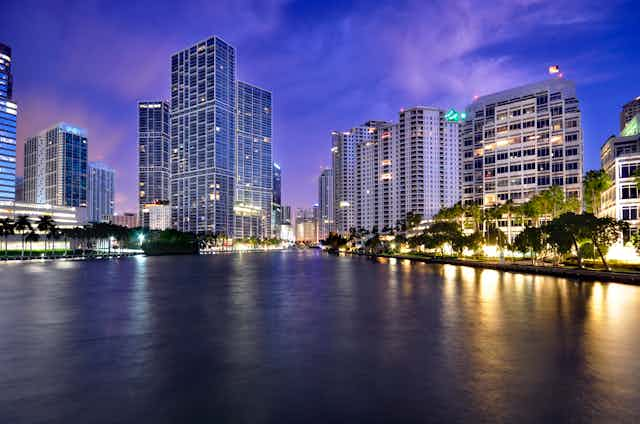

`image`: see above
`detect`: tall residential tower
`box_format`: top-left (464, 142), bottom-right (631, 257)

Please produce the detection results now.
top-left (170, 37), bottom-right (236, 234)
top-left (318, 168), bottom-right (334, 240)
top-left (24, 123), bottom-right (88, 207)
top-left (138, 101), bottom-right (170, 228)
top-left (234, 81), bottom-right (273, 238)
top-left (0, 42), bottom-right (17, 201)
top-left (87, 161), bottom-right (115, 223)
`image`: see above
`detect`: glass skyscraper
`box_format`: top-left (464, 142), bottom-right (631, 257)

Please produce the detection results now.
top-left (272, 162), bottom-right (282, 236)
top-left (234, 81), bottom-right (273, 238)
top-left (138, 101), bottom-right (170, 227)
top-left (88, 161), bottom-right (115, 223)
top-left (0, 42), bottom-right (17, 201)
top-left (170, 37), bottom-right (236, 234)
top-left (24, 123), bottom-right (87, 207)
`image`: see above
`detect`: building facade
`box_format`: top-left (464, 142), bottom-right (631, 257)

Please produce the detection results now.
top-left (272, 162), bottom-right (282, 237)
top-left (461, 79), bottom-right (583, 212)
top-left (621, 97), bottom-right (640, 132)
top-left (295, 206), bottom-right (319, 243)
top-left (170, 37), bottom-right (236, 234)
top-left (24, 123), bottom-right (88, 207)
top-left (112, 212), bottom-right (138, 228)
top-left (0, 42), bottom-right (17, 201)
top-left (141, 200), bottom-right (172, 230)
top-left (138, 101), bottom-right (170, 227)
top-left (318, 168), bottom-right (334, 240)
top-left (87, 161), bottom-right (115, 223)
top-left (600, 118), bottom-right (640, 238)
top-left (234, 81), bottom-right (273, 239)
top-left (0, 200), bottom-right (87, 229)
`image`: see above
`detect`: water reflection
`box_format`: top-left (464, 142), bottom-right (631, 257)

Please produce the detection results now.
top-left (0, 251), bottom-right (639, 422)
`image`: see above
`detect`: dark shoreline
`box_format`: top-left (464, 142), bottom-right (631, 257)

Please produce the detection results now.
top-left (356, 253), bottom-right (640, 285)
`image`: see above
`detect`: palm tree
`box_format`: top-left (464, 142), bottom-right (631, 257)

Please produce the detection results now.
top-left (584, 169), bottom-right (612, 215)
top-left (37, 215), bottom-right (55, 254)
top-left (26, 231), bottom-right (39, 258)
top-left (0, 217), bottom-right (15, 257)
top-left (47, 225), bottom-right (60, 257)
top-left (14, 215), bottom-right (32, 258)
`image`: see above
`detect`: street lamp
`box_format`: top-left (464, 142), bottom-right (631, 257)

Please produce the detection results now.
top-left (138, 233), bottom-right (145, 245)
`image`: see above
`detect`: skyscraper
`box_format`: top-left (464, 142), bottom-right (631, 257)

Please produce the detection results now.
top-left (170, 37), bottom-right (236, 234)
top-left (87, 161), bottom-right (115, 223)
top-left (138, 101), bottom-right (170, 228)
top-left (621, 97), bottom-right (640, 131)
top-left (318, 168), bottom-right (334, 240)
top-left (0, 42), bottom-right (17, 201)
top-left (272, 162), bottom-right (282, 236)
top-left (234, 81), bottom-right (273, 238)
top-left (24, 123), bottom-right (88, 207)
top-left (461, 79), bottom-right (583, 231)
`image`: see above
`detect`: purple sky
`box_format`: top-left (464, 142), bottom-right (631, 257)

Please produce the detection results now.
top-left (2, 0), bottom-right (639, 212)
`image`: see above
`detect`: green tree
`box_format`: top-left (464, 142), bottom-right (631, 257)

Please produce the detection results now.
top-left (513, 226), bottom-right (546, 265)
top-left (26, 231), bottom-right (39, 258)
top-left (583, 214), bottom-right (628, 270)
top-left (0, 217), bottom-right (15, 257)
top-left (583, 169), bottom-right (611, 215)
top-left (545, 212), bottom-right (590, 268)
top-left (37, 215), bottom-right (55, 254)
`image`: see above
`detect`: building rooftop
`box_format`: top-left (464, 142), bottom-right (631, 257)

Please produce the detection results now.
top-left (468, 78), bottom-right (576, 109)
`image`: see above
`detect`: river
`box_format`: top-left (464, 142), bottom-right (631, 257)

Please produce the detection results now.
top-left (1, 250), bottom-right (639, 422)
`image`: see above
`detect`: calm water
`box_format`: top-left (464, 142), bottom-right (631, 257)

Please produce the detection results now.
top-left (1, 251), bottom-right (640, 423)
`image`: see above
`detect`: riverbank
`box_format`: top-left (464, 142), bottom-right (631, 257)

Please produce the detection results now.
top-left (360, 252), bottom-right (640, 285)
top-left (0, 251), bottom-right (142, 262)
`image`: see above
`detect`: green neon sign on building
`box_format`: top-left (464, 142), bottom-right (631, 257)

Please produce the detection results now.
top-left (445, 109), bottom-right (467, 122)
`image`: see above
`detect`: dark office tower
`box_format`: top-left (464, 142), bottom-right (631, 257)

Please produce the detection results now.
top-left (621, 97), bottom-right (640, 131)
top-left (0, 42), bottom-right (17, 200)
top-left (138, 101), bottom-right (170, 228)
top-left (234, 81), bottom-right (273, 238)
top-left (171, 36), bottom-right (236, 234)
top-left (24, 123), bottom-right (88, 207)
top-left (272, 162), bottom-right (282, 236)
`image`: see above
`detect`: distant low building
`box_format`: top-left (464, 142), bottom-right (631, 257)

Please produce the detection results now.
top-left (141, 201), bottom-right (171, 230)
top-left (295, 206), bottom-right (319, 243)
top-left (0, 200), bottom-right (87, 228)
top-left (112, 212), bottom-right (138, 228)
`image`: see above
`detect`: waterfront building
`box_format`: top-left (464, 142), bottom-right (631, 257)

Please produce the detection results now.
top-left (282, 205), bottom-right (291, 225)
top-left (461, 78), bottom-right (583, 215)
top-left (0, 42), bottom-right (17, 201)
top-left (112, 212), bottom-right (138, 228)
top-left (138, 101), bottom-right (170, 228)
top-left (141, 200), bottom-right (171, 230)
top-left (318, 168), bottom-right (334, 240)
top-left (87, 161), bottom-right (114, 223)
top-left (272, 162), bottom-right (282, 237)
top-left (0, 200), bottom-right (87, 228)
top-left (332, 123), bottom-right (388, 234)
top-left (280, 204), bottom-right (294, 242)
top-left (295, 206), bottom-right (319, 243)
top-left (600, 115), bottom-right (640, 238)
top-left (234, 81), bottom-right (273, 239)
top-left (24, 122), bottom-right (88, 207)
top-left (170, 37), bottom-right (236, 234)
top-left (621, 97), bottom-right (640, 132)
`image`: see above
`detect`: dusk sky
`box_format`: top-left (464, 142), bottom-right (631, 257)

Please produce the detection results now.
top-left (2, 0), bottom-right (639, 212)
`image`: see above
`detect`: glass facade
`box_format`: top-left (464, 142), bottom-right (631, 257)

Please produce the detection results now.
top-left (88, 161), bottom-right (115, 223)
top-left (171, 37), bottom-right (236, 234)
top-left (138, 101), bottom-right (170, 227)
top-left (0, 43), bottom-right (16, 201)
top-left (24, 123), bottom-right (87, 207)
top-left (234, 81), bottom-right (273, 238)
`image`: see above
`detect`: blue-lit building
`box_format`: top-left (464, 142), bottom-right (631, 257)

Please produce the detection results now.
top-left (0, 42), bottom-right (17, 201)
top-left (88, 161), bottom-right (115, 223)
top-left (138, 101), bottom-right (170, 227)
top-left (234, 81), bottom-right (273, 238)
top-left (170, 36), bottom-right (236, 234)
top-left (24, 123), bottom-right (88, 207)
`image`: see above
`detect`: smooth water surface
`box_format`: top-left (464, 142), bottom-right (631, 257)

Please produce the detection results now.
top-left (1, 251), bottom-right (640, 423)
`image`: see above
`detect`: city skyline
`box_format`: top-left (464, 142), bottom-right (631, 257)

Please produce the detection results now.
top-left (1, 1), bottom-right (639, 213)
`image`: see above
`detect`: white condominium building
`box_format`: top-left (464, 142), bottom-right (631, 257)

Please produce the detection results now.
top-left (461, 78), bottom-right (583, 208)
top-left (352, 108), bottom-right (460, 233)
top-left (600, 115), bottom-right (640, 238)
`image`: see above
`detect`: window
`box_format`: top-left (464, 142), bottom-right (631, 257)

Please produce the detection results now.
top-left (621, 163), bottom-right (639, 178)
top-left (497, 152), bottom-right (508, 161)
top-left (566, 162), bottom-right (579, 170)
top-left (622, 206), bottom-right (638, 221)
top-left (497, 166), bottom-right (509, 174)
top-left (510, 150), bottom-right (522, 158)
top-left (621, 184), bottom-right (638, 199)
top-left (510, 164), bottom-right (521, 172)
top-left (524, 163), bottom-right (535, 170)
top-left (565, 133), bottom-right (578, 143)
top-left (537, 147), bottom-right (549, 157)
top-left (552, 148), bottom-right (563, 158)
top-left (538, 162), bottom-right (550, 171)
top-left (524, 177), bottom-right (536, 184)
top-left (552, 163), bottom-right (564, 172)
top-left (552, 177), bottom-right (564, 186)
top-left (509, 123), bottom-right (521, 131)
top-left (538, 176), bottom-right (550, 186)
top-left (485, 156), bottom-right (495, 165)
top-left (566, 176), bottom-right (578, 184)
top-left (524, 148), bottom-right (536, 156)
top-left (522, 120), bottom-right (535, 129)
top-left (565, 148), bottom-right (578, 156)
top-left (537, 119), bottom-right (549, 129)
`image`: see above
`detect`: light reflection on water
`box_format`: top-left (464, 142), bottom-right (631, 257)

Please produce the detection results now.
top-left (0, 251), bottom-right (639, 422)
